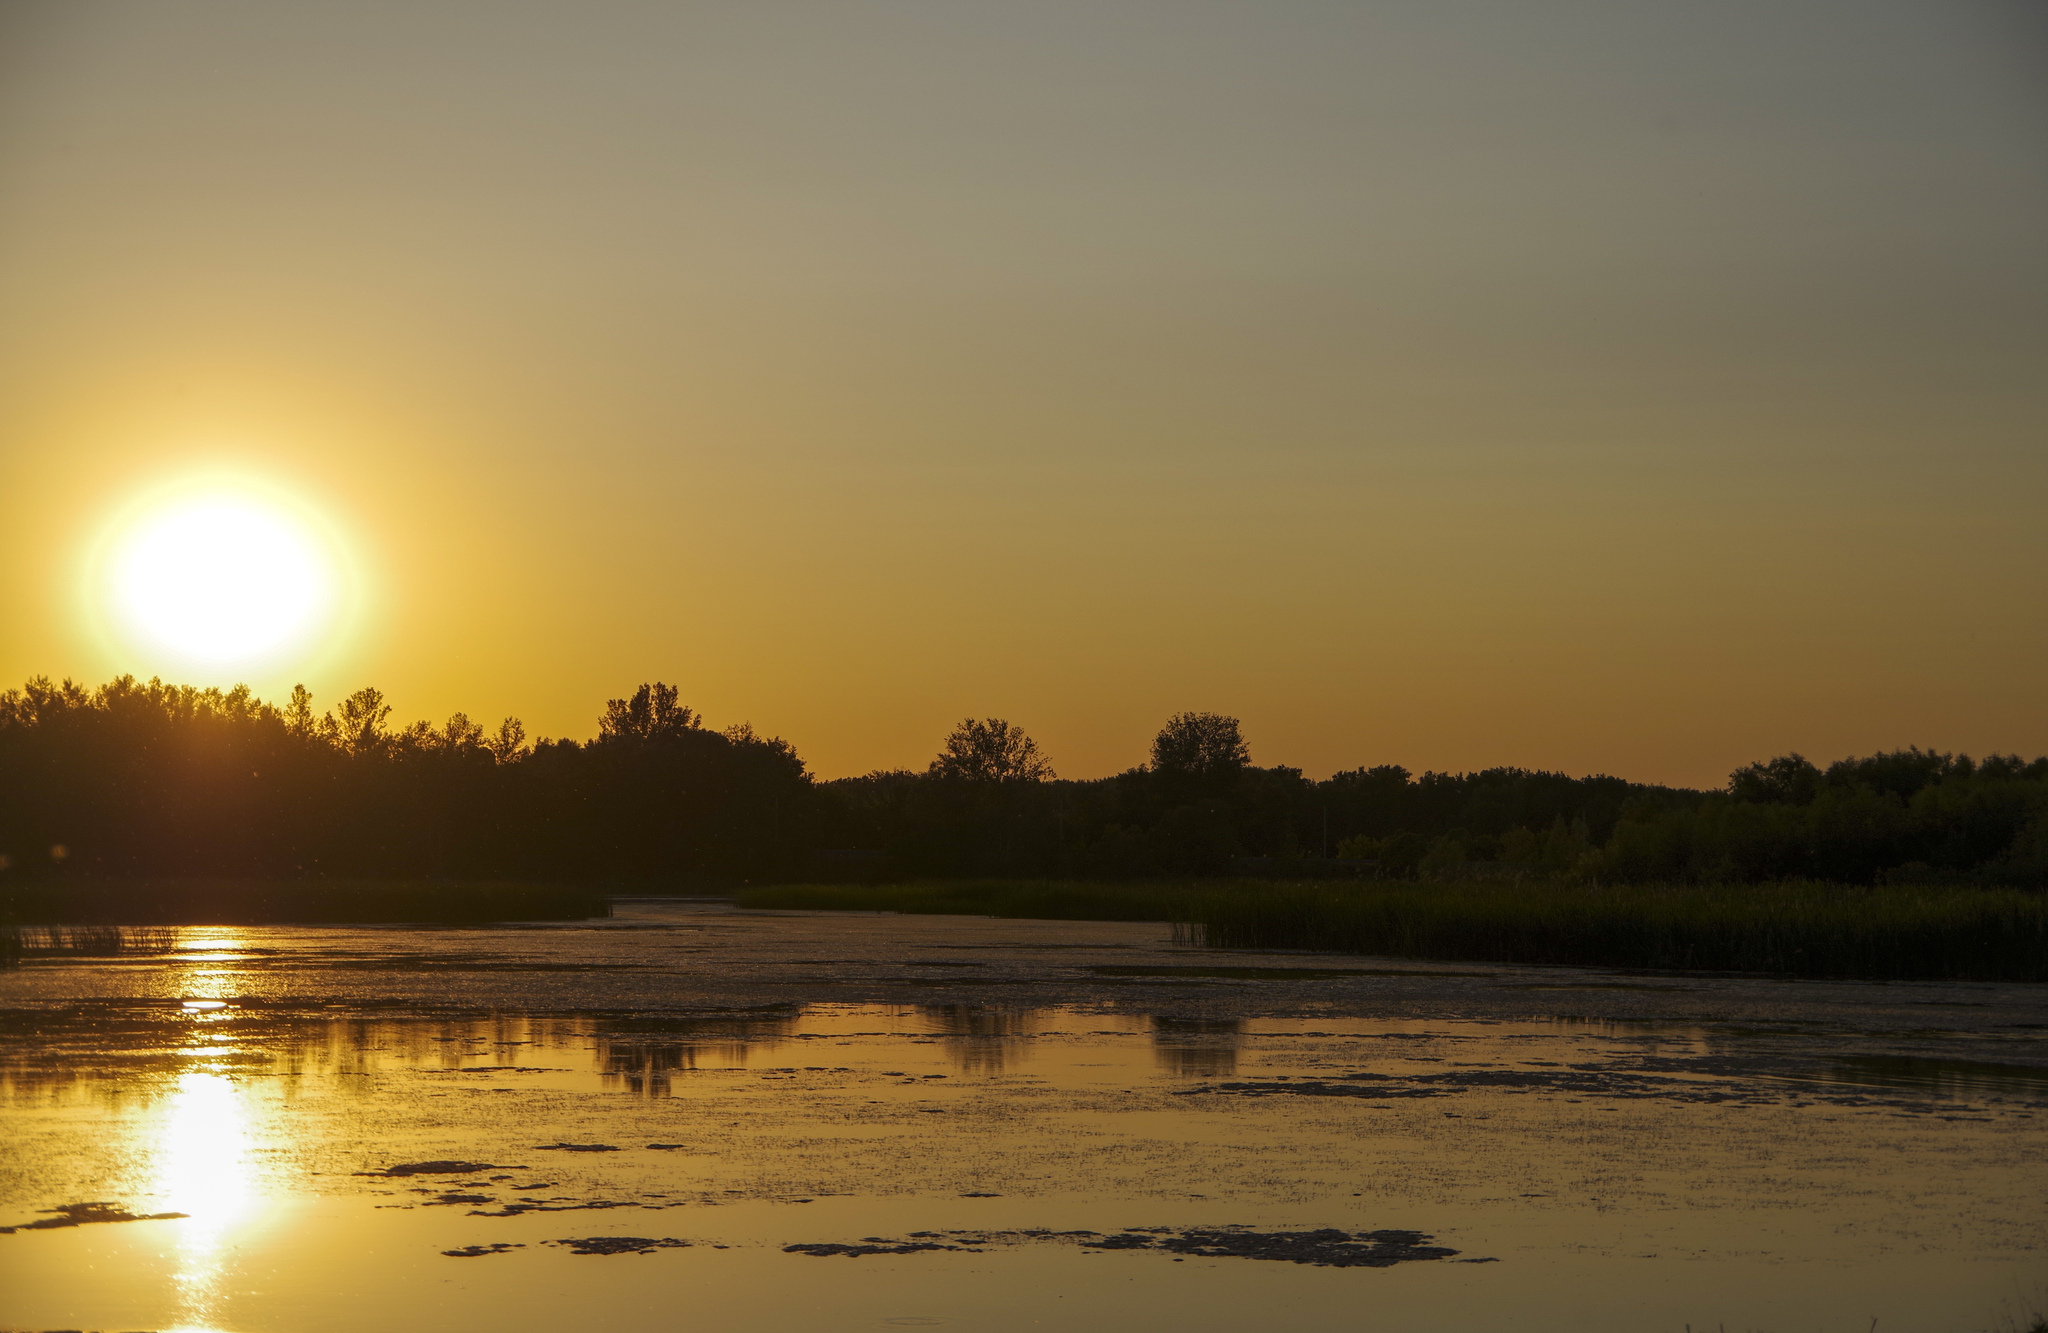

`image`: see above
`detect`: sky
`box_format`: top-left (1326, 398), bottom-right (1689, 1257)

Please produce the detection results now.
top-left (1, 0), bottom-right (2044, 786)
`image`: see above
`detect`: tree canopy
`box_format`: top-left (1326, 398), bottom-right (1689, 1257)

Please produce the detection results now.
top-left (929, 718), bottom-right (1055, 784)
top-left (3, 677), bottom-right (2044, 889)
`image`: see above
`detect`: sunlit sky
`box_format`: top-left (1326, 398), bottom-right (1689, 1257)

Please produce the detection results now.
top-left (1, 1), bottom-right (2044, 784)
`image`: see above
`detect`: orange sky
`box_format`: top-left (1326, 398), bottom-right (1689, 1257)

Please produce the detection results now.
top-left (2, 2), bottom-right (2044, 785)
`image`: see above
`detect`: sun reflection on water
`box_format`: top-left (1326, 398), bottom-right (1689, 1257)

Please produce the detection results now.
top-left (154, 1056), bottom-right (255, 1330)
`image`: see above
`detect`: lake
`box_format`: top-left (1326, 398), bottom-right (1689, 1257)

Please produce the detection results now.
top-left (1, 903), bottom-right (2043, 1332)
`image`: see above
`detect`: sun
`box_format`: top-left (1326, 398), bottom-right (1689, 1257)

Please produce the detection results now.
top-left (100, 488), bottom-right (345, 675)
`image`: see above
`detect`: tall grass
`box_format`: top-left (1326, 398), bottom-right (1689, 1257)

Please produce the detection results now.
top-left (737, 879), bottom-right (1195, 922)
top-left (0, 879), bottom-right (611, 927)
top-left (736, 878), bottom-right (2048, 982)
top-left (0, 923), bottom-right (181, 965)
top-left (1194, 880), bottom-right (2048, 981)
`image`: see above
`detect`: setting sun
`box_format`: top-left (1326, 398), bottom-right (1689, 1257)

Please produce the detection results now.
top-left (100, 491), bottom-right (342, 675)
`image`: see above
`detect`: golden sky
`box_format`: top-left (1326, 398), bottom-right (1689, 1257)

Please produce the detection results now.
top-left (2, 2), bottom-right (2044, 784)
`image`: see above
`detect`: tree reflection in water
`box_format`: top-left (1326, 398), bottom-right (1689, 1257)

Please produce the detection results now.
top-left (918, 1005), bottom-right (1043, 1075)
top-left (1151, 1016), bottom-right (1242, 1079)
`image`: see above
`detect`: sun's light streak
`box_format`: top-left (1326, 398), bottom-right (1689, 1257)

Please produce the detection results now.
top-left (155, 1067), bottom-right (254, 1333)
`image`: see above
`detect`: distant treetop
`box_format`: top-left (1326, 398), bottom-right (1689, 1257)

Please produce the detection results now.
top-left (929, 717), bottom-right (1055, 784)
top-left (599, 682), bottom-right (701, 743)
top-left (1151, 711), bottom-right (1249, 780)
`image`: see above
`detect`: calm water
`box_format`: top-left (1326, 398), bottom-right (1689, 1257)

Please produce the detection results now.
top-left (0, 905), bottom-right (2043, 1333)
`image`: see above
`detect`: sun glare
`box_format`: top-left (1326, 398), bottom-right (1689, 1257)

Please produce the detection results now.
top-left (98, 488), bottom-right (346, 676)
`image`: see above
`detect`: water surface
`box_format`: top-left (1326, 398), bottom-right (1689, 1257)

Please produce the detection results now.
top-left (1, 905), bottom-right (2043, 1332)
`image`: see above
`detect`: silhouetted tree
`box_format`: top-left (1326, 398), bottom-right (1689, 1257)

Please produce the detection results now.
top-left (5, 672), bottom-right (2046, 890)
top-left (327, 687), bottom-right (392, 758)
top-left (1151, 711), bottom-right (1249, 779)
top-left (1728, 754), bottom-right (1822, 805)
top-left (284, 684), bottom-right (318, 738)
top-left (1148, 711), bottom-right (1249, 805)
top-left (599, 682), bottom-right (699, 743)
top-left (487, 717), bottom-right (529, 765)
top-left (929, 718), bottom-right (1055, 784)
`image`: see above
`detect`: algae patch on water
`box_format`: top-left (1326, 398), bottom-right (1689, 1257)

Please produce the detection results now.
top-left (0, 1201), bottom-right (188, 1233)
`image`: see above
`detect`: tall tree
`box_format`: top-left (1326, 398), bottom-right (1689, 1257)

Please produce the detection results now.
top-left (929, 718), bottom-right (1055, 784)
top-left (1151, 711), bottom-right (1249, 781)
top-left (599, 683), bottom-right (700, 743)
top-left (327, 687), bottom-right (393, 758)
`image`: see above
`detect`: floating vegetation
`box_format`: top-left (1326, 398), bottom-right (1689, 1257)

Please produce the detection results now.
top-left (1103, 1227), bottom-right (1459, 1268)
top-left (469, 1199), bottom-right (653, 1218)
top-left (534, 1142), bottom-right (623, 1152)
top-left (443, 1243), bottom-right (523, 1258)
top-left (786, 1240), bottom-right (968, 1257)
top-left (357, 1160), bottom-right (523, 1177)
top-left (548, 1236), bottom-right (691, 1256)
top-left (0, 1201), bottom-right (188, 1234)
top-left (780, 1225), bottom-right (1463, 1268)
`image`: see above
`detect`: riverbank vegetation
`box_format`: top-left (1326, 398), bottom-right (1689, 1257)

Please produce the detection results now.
top-left (737, 878), bottom-right (2048, 982)
top-left (0, 924), bottom-right (179, 966)
top-left (0, 878), bottom-right (610, 929)
top-left (3, 674), bottom-right (2046, 902)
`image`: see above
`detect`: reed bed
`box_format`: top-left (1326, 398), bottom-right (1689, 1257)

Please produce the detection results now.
top-left (0, 923), bottom-right (181, 964)
top-left (738, 879), bottom-right (1193, 923)
top-left (737, 878), bottom-right (2048, 982)
top-left (0, 879), bottom-right (611, 927)
top-left (1192, 880), bottom-right (2048, 982)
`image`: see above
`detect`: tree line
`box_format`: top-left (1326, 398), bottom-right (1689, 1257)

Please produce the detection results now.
top-left (1, 674), bottom-right (2043, 887)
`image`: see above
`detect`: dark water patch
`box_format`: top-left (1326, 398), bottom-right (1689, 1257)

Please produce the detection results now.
top-left (1180, 1059), bottom-right (2020, 1112)
top-left (549, 1236), bottom-right (691, 1256)
top-left (781, 1225), bottom-right (1459, 1268)
top-left (443, 1242), bottom-right (523, 1257)
top-left (787, 1240), bottom-right (971, 1257)
top-left (1181, 1068), bottom-right (1766, 1106)
top-left (865, 978), bottom-right (1017, 986)
top-left (359, 1161), bottom-right (524, 1177)
top-left (917, 943), bottom-right (1139, 949)
top-left (1141, 1227), bottom-right (1457, 1268)
top-left (1, 1201), bottom-right (188, 1233)
top-left (308, 960), bottom-right (658, 973)
top-left (1794, 1054), bottom-right (2048, 1098)
top-left (1506, 983), bottom-right (1696, 992)
top-left (1184, 1078), bottom-right (1440, 1100)
top-left (469, 1199), bottom-right (656, 1217)
top-left (1086, 965), bottom-right (1494, 980)
top-left (1083, 1231), bottom-right (1154, 1249)
top-left (535, 1142), bottom-right (622, 1152)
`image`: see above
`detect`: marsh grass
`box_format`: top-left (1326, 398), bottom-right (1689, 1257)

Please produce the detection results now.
top-left (736, 879), bottom-right (1194, 923)
top-left (0, 879), bottom-right (610, 928)
top-left (0, 923), bottom-right (180, 964)
top-left (1194, 880), bottom-right (2048, 981)
top-left (737, 878), bottom-right (2048, 982)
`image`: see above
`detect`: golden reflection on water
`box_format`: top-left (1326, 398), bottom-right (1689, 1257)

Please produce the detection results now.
top-left (175, 932), bottom-right (247, 1004)
top-left (155, 1004), bottom-right (256, 1333)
